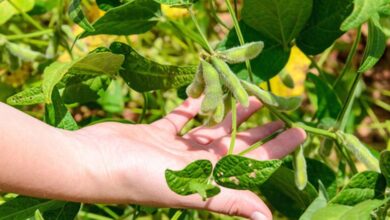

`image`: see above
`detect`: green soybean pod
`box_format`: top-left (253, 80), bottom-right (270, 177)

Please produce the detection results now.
top-left (200, 60), bottom-right (223, 113)
top-left (292, 145), bottom-right (308, 190)
top-left (336, 131), bottom-right (380, 172)
top-left (186, 63), bottom-right (205, 98)
top-left (241, 80), bottom-right (302, 112)
top-left (279, 70), bottom-right (295, 89)
top-left (216, 41), bottom-right (264, 64)
top-left (212, 100), bottom-right (225, 123)
top-left (210, 57), bottom-right (249, 108)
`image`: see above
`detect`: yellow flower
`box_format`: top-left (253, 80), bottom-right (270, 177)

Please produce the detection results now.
top-left (162, 5), bottom-right (189, 19)
top-left (262, 46), bottom-right (310, 97)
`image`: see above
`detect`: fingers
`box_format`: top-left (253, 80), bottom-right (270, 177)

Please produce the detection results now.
top-left (210, 121), bottom-right (284, 156)
top-left (177, 187), bottom-right (272, 220)
top-left (184, 97), bottom-right (262, 145)
top-left (151, 97), bottom-right (203, 134)
top-left (246, 128), bottom-right (307, 160)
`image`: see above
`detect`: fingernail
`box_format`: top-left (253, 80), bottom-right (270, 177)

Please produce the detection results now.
top-left (251, 212), bottom-right (269, 220)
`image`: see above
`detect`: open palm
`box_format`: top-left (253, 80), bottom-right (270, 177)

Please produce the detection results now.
top-left (74, 97), bottom-right (306, 220)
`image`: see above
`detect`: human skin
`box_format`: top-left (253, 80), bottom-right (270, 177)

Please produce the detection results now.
top-left (0, 97), bottom-right (306, 220)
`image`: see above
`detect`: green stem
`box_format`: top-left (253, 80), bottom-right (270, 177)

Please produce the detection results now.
top-left (78, 211), bottom-right (113, 220)
top-left (7, 0), bottom-right (44, 30)
top-left (335, 141), bottom-right (358, 174)
top-left (171, 210), bottom-right (183, 220)
top-left (95, 205), bottom-right (119, 219)
top-left (307, 55), bottom-right (328, 82)
top-left (362, 95), bottom-right (390, 112)
top-left (294, 122), bottom-right (337, 140)
top-left (188, 6), bottom-right (214, 54)
top-left (333, 27), bottom-right (362, 88)
top-left (224, 0), bottom-right (254, 82)
top-left (6, 29), bottom-right (54, 40)
top-left (238, 129), bottom-right (284, 155)
top-left (138, 92), bottom-right (149, 123)
top-left (210, 0), bottom-right (229, 30)
top-left (228, 97), bottom-right (238, 155)
top-left (336, 71), bottom-right (363, 131)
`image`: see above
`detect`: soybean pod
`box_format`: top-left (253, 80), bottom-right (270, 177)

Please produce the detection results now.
top-left (292, 145), bottom-right (308, 190)
top-left (241, 80), bottom-right (302, 112)
top-left (200, 60), bottom-right (223, 113)
top-left (210, 57), bottom-right (249, 108)
top-left (336, 131), bottom-right (380, 172)
top-left (186, 63), bottom-right (205, 98)
top-left (216, 41), bottom-right (264, 64)
top-left (206, 100), bottom-right (225, 126)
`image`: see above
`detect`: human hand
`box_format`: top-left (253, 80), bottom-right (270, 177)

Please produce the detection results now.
top-left (70, 97), bottom-right (306, 220)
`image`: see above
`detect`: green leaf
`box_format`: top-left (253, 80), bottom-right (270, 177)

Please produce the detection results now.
top-left (242, 0), bottom-right (313, 50)
top-left (96, 0), bottom-right (122, 11)
top-left (156, 0), bottom-right (198, 7)
top-left (68, 0), bottom-right (95, 32)
top-left (330, 171), bottom-right (386, 205)
top-left (42, 202), bottom-right (80, 220)
top-left (62, 76), bottom-right (111, 104)
top-left (340, 199), bottom-right (387, 219)
top-left (167, 20), bottom-right (210, 51)
top-left (220, 21), bottom-right (291, 81)
top-left (44, 88), bottom-right (78, 130)
top-left (110, 42), bottom-right (196, 92)
top-left (35, 210), bottom-right (45, 220)
top-left (307, 73), bottom-right (342, 119)
top-left (336, 131), bottom-right (380, 172)
top-left (213, 155), bottom-right (282, 190)
top-left (299, 181), bottom-right (329, 220)
top-left (311, 204), bottom-right (352, 220)
top-left (379, 150), bottom-right (390, 186)
top-left (80, 0), bottom-right (161, 38)
top-left (241, 80), bottom-right (302, 112)
top-left (259, 166), bottom-right (318, 219)
top-left (0, 82), bottom-right (16, 102)
top-left (97, 80), bottom-right (124, 113)
top-left (0, 0), bottom-right (35, 25)
top-left (296, 0), bottom-right (354, 55)
top-left (0, 196), bottom-right (66, 220)
top-left (341, 0), bottom-right (389, 31)
top-left (358, 18), bottom-right (387, 73)
top-left (42, 62), bottom-right (72, 104)
top-left (64, 51), bottom-right (124, 81)
top-left (6, 86), bottom-right (45, 106)
top-left (165, 160), bottom-right (220, 200)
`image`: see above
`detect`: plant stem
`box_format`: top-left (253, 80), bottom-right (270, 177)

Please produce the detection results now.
top-left (171, 210), bottom-right (183, 220)
top-left (7, 0), bottom-right (44, 30)
top-left (6, 29), bottom-right (54, 40)
top-left (138, 92), bottom-right (149, 124)
top-left (238, 129), bottom-right (284, 155)
top-left (294, 122), bottom-right (337, 140)
top-left (210, 0), bottom-right (229, 30)
top-left (188, 6), bottom-right (214, 54)
top-left (333, 27), bottom-right (362, 88)
top-left (336, 71), bottom-right (363, 131)
top-left (335, 141), bottom-right (358, 174)
top-left (228, 97), bottom-right (238, 154)
top-left (224, 0), bottom-right (254, 82)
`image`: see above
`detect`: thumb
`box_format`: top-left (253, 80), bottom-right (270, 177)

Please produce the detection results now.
top-left (180, 187), bottom-right (272, 220)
